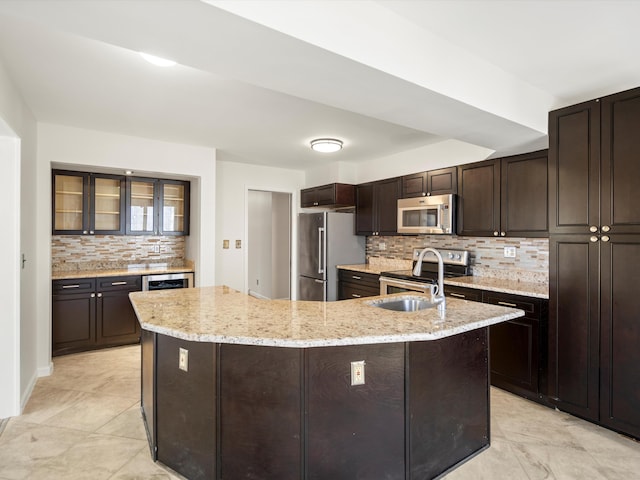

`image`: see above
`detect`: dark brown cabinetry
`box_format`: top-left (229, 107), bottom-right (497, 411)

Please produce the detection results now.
top-left (444, 285), bottom-right (548, 402)
top-left (126, 177), bottom-right (190, 236)
top-left (52, 170), bottom-right (125, 235)
top-left (355, 177), bottom-right (401, 236)
top-left (457, 151), bottom-right (548, 237)
top-left (338, 269), bottom-right (380, 299)
top-left (401, 166), bottom-right (457, 198)
top-left (143, 329), bottom-right (490, 480)
top-left (52, 275), bottom-right (141, 356)
top-left (300, 183), bottom-right (355, 208)
top-left (548, 87), bottom-right (640, 439)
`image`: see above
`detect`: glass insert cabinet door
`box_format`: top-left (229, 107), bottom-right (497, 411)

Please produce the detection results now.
top-left (53, 173), bottom-right (88, 233)
top-left (91, 176), bottom-right (124, 233)
top-left (128, 179), bottom-right (156, 234)
top-left (161, 182), bottom-right (187, 233)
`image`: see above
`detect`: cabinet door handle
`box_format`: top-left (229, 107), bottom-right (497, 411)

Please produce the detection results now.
top-left (82, 230), bottom-right (88, 234)
top-left (91, 293), bottom-right (96, 298)
top-left (97, 293), bottom-right (103, 298)
top-left (500, 231), bottom-right (506, 236)
top-left (89, 230), bottom-right (94, 234)
top-left (449, 293), bottom-right (466, 299)
top-left (111, 281), bottom-right (127, 286)
top-left (601, 225), bottom-right (611, 232)
top-left (590, 236), bottom-right (599, 243)
top-left (62, 284), bottom-right (80, 289)
top-left (601, 235), bottom-right (610, 242)
top-left (589, 225), bottom-right (598, 233)
top-left (352, 275), bottom-right (362, 280)
top-left (351, 294), bottom-right (362, 298)
top-left (498, 301), bottom-right (518, 307)
top-left (493, 231), bottom-right (499, 236)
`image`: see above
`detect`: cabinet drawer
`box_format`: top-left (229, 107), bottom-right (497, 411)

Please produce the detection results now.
top-left (52, 278), bottom-right (96, 295)
top-left (482, 291), bottom-right (541, 319)
top-left (339, 283), bottom-right (379, 300)
top-left (444, 285), bottom-right (482, 302)
top-left (97, 275), bottom-right (142, 292)
top-left (338, 270), bottom-right (380, 289)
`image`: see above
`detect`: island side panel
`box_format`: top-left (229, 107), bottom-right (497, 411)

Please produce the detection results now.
top-left (219, 344), bottom-right (303, 480)
top-left (306, 343), bottom-right (405, 480)
top-left (140, 329), bottom-right (156, 459)
top-left (156, 334), bottom-right (216, 480)
top-left (408, 328), bottom-right (490, 479)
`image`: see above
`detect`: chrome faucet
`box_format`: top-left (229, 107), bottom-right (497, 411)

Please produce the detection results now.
top-left (413, 247), bottom-right (446, 313)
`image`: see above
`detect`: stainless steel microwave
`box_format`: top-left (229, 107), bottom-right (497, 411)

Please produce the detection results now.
top-left (397, 194), bottom-right (455, 234)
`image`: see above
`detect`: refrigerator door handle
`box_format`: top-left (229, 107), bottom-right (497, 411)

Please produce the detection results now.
top-left (318, 227), bottom-right (325, 274)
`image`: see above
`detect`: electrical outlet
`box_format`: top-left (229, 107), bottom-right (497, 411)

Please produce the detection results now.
top-left (504, 246), bottom-right (516, 258)
top-left (351, 360), bottom-right (365, 386)
top-left (379, 242), bottom-right (386, 251)
top-left (223, 240), bottom-right (229, 249)
top-left (153, 245), bottom-right (160, 253)
top-left (179, 348), bottom-right (189, 372)
top-left (235, 240), bottom-right (242, 249)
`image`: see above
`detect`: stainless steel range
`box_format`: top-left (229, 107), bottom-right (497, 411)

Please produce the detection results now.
top-left (379, 248), bottom-right (470, 295)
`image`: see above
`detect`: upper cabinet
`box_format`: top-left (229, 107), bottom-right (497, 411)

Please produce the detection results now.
top-left (52, 170), bottom-right (125, 235)
top-left (549, 87), bottom-right (640, 235)
top-left (53, 169), bottom-right (189, 236)
top-left (300, 183), bottom-right (355, 208)
top-left (457, 151), bottom-right (548, 237)
top-left (355, 177), bottom-right (401, 236)
top-left (126, 177), bottom-right (190, 236)
top-left (401, 167), bottom-right (457, 198)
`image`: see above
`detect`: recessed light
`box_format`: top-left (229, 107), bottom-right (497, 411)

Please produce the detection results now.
top-left (310, 138), bottom-right (343, 153)
top-left (139, 52), bottom-right (177, 67)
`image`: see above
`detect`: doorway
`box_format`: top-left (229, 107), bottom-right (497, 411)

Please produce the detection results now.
top-left (247, 190), bottom-right (291, 300)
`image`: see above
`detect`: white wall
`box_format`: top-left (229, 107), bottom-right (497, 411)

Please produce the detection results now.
top-left (216, 161), bottom-right (304, 296)
top-left (247, 190), bottom-right (272, 298)
top-left (0, 57), bottom-right (38, 418)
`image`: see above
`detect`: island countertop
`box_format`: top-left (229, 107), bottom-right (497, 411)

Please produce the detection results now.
top-left (129, 285), bottom-right (524, 347)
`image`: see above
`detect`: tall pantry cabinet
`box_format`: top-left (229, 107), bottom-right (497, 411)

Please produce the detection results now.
top-left (548, 86), bottom-right (640, 439)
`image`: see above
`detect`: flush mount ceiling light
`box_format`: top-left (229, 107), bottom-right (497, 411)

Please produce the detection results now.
top-left (310, 138), bottom-right (343, 153)
top-left (139, 52), bottom-right (177, 67)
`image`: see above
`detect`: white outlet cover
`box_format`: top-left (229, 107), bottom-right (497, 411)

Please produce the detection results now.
top-left (179, 347), bottom-right (189, 372)
top-left (504, 247), bottom-right (517, 258)
top-left (350, 360), bottom-right (365, 386)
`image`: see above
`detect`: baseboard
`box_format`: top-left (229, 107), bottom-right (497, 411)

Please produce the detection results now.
top-left (38, 362), bottom-right (54, 377)
top-left (248, 290), bottom-right (270, 300)
top-left (20, 370), bottom-right (38, 413)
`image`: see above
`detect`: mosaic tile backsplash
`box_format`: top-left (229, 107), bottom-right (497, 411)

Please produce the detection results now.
top-left (367, 235), bottom-right (549, 283)
top-left (52, 235), bottom-right (186, 273)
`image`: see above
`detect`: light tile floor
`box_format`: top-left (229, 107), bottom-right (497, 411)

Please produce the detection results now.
top-left (1, 345), bottom-right (639, 479)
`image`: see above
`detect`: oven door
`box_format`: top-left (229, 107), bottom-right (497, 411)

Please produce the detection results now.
top-left (379, 276), bottom-right (436, 296)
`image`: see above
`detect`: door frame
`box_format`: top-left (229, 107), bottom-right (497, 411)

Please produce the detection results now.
top-left (244, 187), bottom-right (294, 300)
top-left (0, 120), bottom-right (21, 418)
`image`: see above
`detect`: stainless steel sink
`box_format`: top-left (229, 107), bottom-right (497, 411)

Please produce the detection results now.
top-left (366, 295), bottom-right (436, 312)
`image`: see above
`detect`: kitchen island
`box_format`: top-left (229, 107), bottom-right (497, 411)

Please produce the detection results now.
top-left (130, 286), bottom-right (524, 480)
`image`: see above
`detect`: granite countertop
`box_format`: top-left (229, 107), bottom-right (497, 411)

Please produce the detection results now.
top-left (130, 285), bottom-right (524, 348)
top-left (337, 264), bottom-right (548, 299)
top-left (52, 265), bottom-right (194, 280)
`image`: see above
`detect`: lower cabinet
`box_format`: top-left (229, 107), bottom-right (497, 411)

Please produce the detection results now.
top-left (444, 285), bottom-right (549, 403)
top-left (52, 275), bottom-right (141, 356)
top-left (338, 269), bottom-right (380, 299)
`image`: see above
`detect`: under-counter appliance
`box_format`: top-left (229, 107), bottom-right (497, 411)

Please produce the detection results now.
top-left (397, 194), bottom-right (455, 234)
top-left (379, 248), bottom-right (469, 295)
top-left (298, 212), bottom-right (365, 301)
top-left (142, 272), bottom-right (194, 291)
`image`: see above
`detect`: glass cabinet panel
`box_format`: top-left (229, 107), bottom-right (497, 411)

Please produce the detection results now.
top-left (54, 173), bottom-right (86, 232)
top-left (93, 177), bottom-right (122, 231)
top-left (129, 180), bottom-right (156, 233)
top-left (162, 183), bottom-right (185, 233)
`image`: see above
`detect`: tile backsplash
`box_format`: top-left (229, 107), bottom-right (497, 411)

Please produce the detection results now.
top-left (367, 235), bottom-right (548, 283)
top-left (52, 235), bottom-right (186, 273)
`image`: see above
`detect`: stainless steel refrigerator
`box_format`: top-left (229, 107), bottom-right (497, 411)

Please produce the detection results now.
top-left (298, 212), bottom-right (365, 301)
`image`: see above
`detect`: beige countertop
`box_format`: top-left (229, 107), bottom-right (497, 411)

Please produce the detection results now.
top-left (338, 264), bottom-right (548, 299)
top-left (130, 285), bottom-right (524, 348)
top-left (52, 265), bottom-right (194, 280)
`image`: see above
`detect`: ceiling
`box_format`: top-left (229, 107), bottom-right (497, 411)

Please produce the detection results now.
top-left (0, 0), bottom-right (638, 170)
